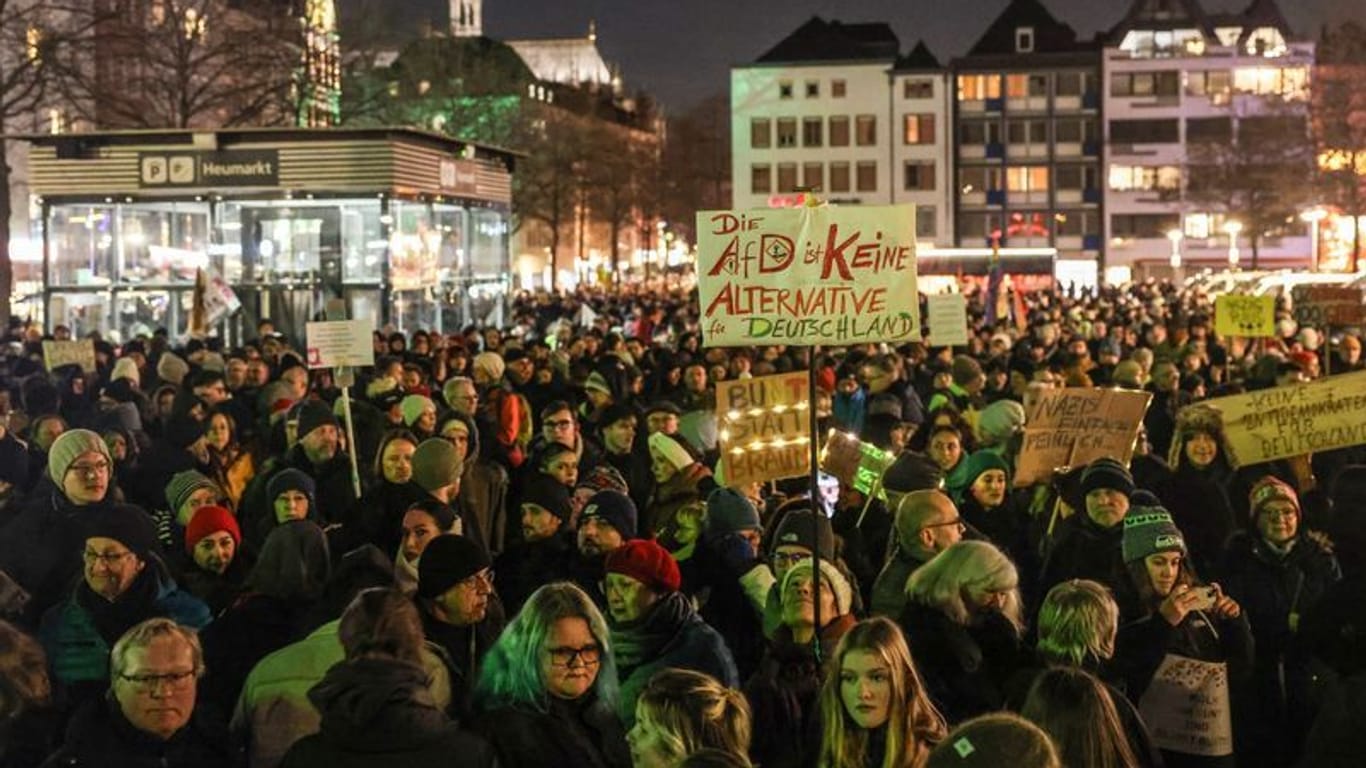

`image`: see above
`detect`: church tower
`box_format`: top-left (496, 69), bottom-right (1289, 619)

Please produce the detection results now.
top-left (451, 0), bottom-right (481, 37)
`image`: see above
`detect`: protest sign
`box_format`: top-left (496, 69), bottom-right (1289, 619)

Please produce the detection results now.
top-left (1214, 294), bottom-right (1275, 337)
top-left (1204, 369), bottom-right (1366, 467)
top-left (1015, 387), bottom-right (1151, 487)
top-left (1137, 655), bottom-right (1233, 757)
top-left (42, 340), bottom-right (96, 373)
top-left (695, 205), bottom-right (918, 347)
top-left (200, 268), bottom-right (241, 325)
top-left (1291, 285), bottom-right (1364, 327)
top-left (821, 430), bottom-right (893, 499)
top-left (716, 372), bottom-right (811, 487)
top-left (305, 319), bottom-right (375, 370)
top-left (926, 292), bottom-right (969, 347)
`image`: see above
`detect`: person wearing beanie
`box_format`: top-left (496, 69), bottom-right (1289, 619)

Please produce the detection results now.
top-left (156, 351), bottom-right (190, 387)
top-left (686, 487), bottom-right (769, 679)
top-left (494, 474), bottom-right (577, 613)
top-left (928, 355), bottom-right (986, 426)
top-left (416, 534), bottom-right (504, 716)
top-left (164, 468), bottom-right (226, 533)
top-left (770, 506), bottom-right (837, 579)
top-left (746, 553), bottom-right (858, 768)
top-left (1115, 508), bottom-right (1251, 768)
top-left (46, 428), bottom-right (113, 507)
top-left (975, 399), bottom-right (1025, 451)
top-left (39, 504), bottom-right (210, 706)
top-left (596, 402), bottom-right (654, 515)
top-left (645, 431), bottom-right (715, 548)
top-left (406, 437), bottom-right (487, 558)
top-left (1164, 405), bottom-right (1238, 577)
top-left (400, 394), bottom-right (438, 438)
top-left (441, 410), bottom-right (511, 557)
top-left (1040, 457), bottom-right (1144, 620)
top-left (180, 504), bottom-right (249, 614)
top-left (471, 349), bottom-right (529, 473)
top-left (603, 538), bottom-right (738, 728)
top-left (1220, 477), bottom-right (1340, 764)
top-left (873, 490), bottom-right (964, 618)
top-left (571, 489), bottom-right (640, 605)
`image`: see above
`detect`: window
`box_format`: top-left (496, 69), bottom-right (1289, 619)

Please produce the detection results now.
top-left (751, 164), bottom-right (771, 194)
top-left (1029, 74), bottom-right (1049, 96)
top-left (1186, 117), bottom-right (1232, 143)
top-left (829, 116), bottom-right (850, 146)
top-left (1186, 70), bottom-right (1232, 100)
top-left (750, 118), bottom-right (771, 149)
top-left (1111, 214), bottom-right (1180, 238)
top-left (829, 162), bottom-right (851, 192)
top-left (779, 81), bottom-right (793, 99)
top-left (1006, 74), bottom-right (1028, 98)
top-left (855, 115), bottom-right (877, 146)
top-left (1016, 27), bottom-right (1034, 53)
top-left (959, 121), bottom-right (1001, 145)
top-left (1055, 72), bottom-right (1084, 96)
top-left (1055, 165), bottom-right (1098, 190)
top-left (904, 79), bottom-right (933, 99)
top-left (832, 79), bottom-right (847, 98)
top-left (904, 162), bottom-right (936, 191)
top-left (1110, 119), bottom-right (1179, 144)
top-left (802, 162), bottom-right (823, 191)
top-left (1054, 118), bottom-right (1096, 143)
top-left (1111, 71), bottom-right (1180, 98)
top-left (806, 80), bottom-right (819, 98)
top-left (903, 114), bottom-right (935, 144)
top-left (1006, 166), bottom-right (1049, 192)
top-left (1007, 119), bottom-right (1048, 144)
top-left (959, 166), bottom-right (1003, 193)
top-left (856, 161), bottom-right (878, 192)
top-left (957, 74), bottom-right (1001, 100)
top-left (916, 206), bottom-right (937, 238)
top-left (1056, 211), bottom-right (1096, 237)
top-left (1108, 165), bottom-right (1181, 191)
top-left (776, 118), bottom-right (797, 148)
top-left (777, 163), bottom-right (798, 193)
top-left (802, 117), bottom-right (823, 147)
top-left (959, 212), bottom-right (1002, 239)
top-left (1233, 66), bottom-right (1309, 100)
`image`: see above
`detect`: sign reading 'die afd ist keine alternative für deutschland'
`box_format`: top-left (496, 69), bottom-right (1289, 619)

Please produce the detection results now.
top-left (695, 205), bottom-right (918, 347)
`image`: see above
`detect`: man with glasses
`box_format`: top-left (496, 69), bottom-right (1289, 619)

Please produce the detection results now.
top-left (1, 429), bottom-right (118, 626)
top-left (39, 504), bottom-right (210, 711)
top-left (529, 400), bottom-right (602, 480)
top-left (45, 617), bottom-right (235, 767)
top-left (417, 534), bottom-right (505, 717)
top-left (871, 490), bottom-right (964, 617)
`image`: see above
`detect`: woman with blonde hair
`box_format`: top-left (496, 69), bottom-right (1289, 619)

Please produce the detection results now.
top-left (898, 540), bottom-right (1024, 723)
top-left (627, 668), bottom-right (750, 768)
top-left (818, 617), bottom-right (948, 768)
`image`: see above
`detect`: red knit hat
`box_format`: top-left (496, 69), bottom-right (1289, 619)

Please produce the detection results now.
top-left (604, 539), bottom-right (681, 594)
top-left (1248, 476), bottom-right (1299, 520)
top-left (184, 505), bottom-right (241, 555)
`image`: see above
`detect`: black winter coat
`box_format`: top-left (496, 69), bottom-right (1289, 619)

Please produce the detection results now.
top-left (494, 529), bottom-right (577, 614)
top-left (0, 491), bottom-right (116, 628)
top-left (897, 601), bottom-right (1024, 725)
top-left (40, 694), bottom-right (238, 768)
top-left (1039, 513), bottom-right (1140, 620)
top-left (745, 615), bottom-right (857, 768)
top-left (472, 694), bottom-right (631, 768)
top-left (279, 657), bottom-right (495, 768)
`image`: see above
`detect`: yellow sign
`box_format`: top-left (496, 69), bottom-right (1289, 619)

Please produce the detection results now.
top-left (42, 340), bottom-right (96, 373)
top-left (695, 205), bottom-right (918, 347)
top-left (1205, 369), bottom-right (1366, 467)
top-left (716, 372), bottom-right (812, 487)
top-left (1214, 294), bottom-right (1275, 337)
top-left (1015, 387), bottom-right (1152, 486)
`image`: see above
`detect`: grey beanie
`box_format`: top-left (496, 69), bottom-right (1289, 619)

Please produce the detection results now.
top-left (48, 429), bottom-right (112, 484)
top-left (164, 469), bottom-right (222, 516)
top-left (705, 487), bottom-right (762, 535)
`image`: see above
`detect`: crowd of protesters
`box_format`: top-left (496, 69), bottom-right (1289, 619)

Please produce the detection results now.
top-left (0, 276), bottom-right (1363, 768)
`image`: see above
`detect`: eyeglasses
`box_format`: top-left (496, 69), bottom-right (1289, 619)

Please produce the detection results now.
top-left (771, 552), bottom-right (809, 568)
top-left (459, 568), bottom-right (496, 591)
top-left (921, 518), bottom-right (967, 533)
top-left (83, 549), bottom-right (135, 566)
top-left (119, 670), bottom-right (196, 693)
top-left (545, 418), bottom-right (575, 429)
top-left (69, 461), bottom-right (111, 478)
top-left (546, 644), bottom-right (601, 668)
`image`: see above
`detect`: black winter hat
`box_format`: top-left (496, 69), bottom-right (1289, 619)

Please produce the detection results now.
top-left (882, 452), bottom-right (944, 495)
top-left (580, 490), bottom-right (638, 539)
top-left (418, 534), bottom-right (491, 599)
top-left (521, 474), bottom-right (574, 522)
top-left (772, 506), bottom-right (836, 560)
top-left (85, 504), bottom-right (159, 560)
top-left (1080, 457), bottom-right (1134, 498)
top-left (295, 400), bottom-right (339, 440)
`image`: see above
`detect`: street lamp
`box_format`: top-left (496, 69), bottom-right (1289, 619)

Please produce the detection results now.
top-left (1300, 208), bottom-right (1328, 272)
top-left (1166, 228), bottom-right (1184, 271)
top-left (1223, 220), bottom-right (1243, 270)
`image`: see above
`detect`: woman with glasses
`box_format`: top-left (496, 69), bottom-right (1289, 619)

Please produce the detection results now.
top-left (472, 582), bottom-right (631, 768)
top-left (898, 540), bottom-right (1025, 725)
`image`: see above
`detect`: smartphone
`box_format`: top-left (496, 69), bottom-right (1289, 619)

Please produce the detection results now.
top-left (1187, 586), bottom-right (1218, 611)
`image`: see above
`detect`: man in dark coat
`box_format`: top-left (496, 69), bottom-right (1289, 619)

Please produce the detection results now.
top-left (494, 475), bottom-right (576, 613)
top-left (1039, 457), bottom-right (1142, 619)
top-left (415, 535), bottom-right (505, 718)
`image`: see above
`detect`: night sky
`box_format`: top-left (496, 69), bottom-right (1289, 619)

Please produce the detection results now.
top-left (360, 0), bottom-right (1351, 111)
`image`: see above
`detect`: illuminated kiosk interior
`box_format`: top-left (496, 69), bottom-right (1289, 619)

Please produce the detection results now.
top-left (24, 128), bottom-right (516, 341)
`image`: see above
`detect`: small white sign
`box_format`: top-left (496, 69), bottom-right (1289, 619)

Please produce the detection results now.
top-left (305, 319), bottom-right (375, 370)
top-left (926, 293), bottom-right (969, 348)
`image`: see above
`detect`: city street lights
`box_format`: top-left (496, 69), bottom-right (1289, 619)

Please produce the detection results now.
top-left (1166, 228), bottom-right (1184, 271)
top-left (1300, 208), bottom-right (1328, 272)
top-left (1223, 220), bottom-right (1243, 270)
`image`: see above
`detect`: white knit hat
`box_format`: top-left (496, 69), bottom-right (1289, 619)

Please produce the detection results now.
top-left (649, 431), bottom-right (695, 472)
top-left (781, 558), bottom-right (853, 616)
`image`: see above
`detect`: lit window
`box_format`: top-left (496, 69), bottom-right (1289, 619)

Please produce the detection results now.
top-left (957, 74), bottom-right (1001, 101)
top-left (903, 114), bottom-right (935, 145)
top-left (855, 115), bottom-right (877, 146)
top-left (1006, 166), bottom-right (1049, 192)
top-left (26, 27), bottom-right (42, 63)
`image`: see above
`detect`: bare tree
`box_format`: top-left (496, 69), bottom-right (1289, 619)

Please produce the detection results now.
top-left (585, 127), bottom-right (658, 285)
top-left (515, 108), bottom-right (587, 291)
top-left (1315, 21), bottom-right (1366, 270)
top-left (659, 93), bottom-right (730, 246)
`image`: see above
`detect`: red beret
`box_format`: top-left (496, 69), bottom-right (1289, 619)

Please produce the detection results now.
top-left (184, 505), bottom-right (241, 556)
top-left (604, 539), bottom-right (681, 594)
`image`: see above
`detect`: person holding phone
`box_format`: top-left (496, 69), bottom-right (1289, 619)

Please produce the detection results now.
top-left (1114, 506), bottom-right (1253, 768)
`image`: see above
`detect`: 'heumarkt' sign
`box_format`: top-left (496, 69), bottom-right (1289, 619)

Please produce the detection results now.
top-left (138, 150), bottom-right (279, 188)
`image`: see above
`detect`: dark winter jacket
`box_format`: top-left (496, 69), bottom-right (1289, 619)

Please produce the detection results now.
top-left (1162, 463), bottom-right (1238, 578)
top-left (349, 479), bottom-right (427, 556)
top-left (472, 694), bottom-right (631, 768)
top-left (240, 446), bottom-right (359, 552)
top-left (40, 693), bottom-right (237, 768)
top-left (1039, 513), bottom-right (1141, 620)
top-left (494, 529), bottom-right (577, 613)
top-left (419, 602), bottom-right (505, 719)
top-left (897, 601), bottom-right (1024, 725)
top-left (279, 657), bottom-right (496, 768)
top-left (0, 491), bottom-right (116, 628)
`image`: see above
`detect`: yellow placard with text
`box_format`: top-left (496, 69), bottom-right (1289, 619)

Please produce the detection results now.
top-left (1214, 294), bottom-right (1275, 337)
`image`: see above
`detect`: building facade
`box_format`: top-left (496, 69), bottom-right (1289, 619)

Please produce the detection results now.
top-left (1103, 0), bottom-right (1314, 277)
top-left (730, 17), bottom-right (953, 245)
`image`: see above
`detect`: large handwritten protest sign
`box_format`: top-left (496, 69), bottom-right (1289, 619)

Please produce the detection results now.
top-left (1015, 388), bottom-right (1151, 487)
top-left (695, 205), bottom-right (918, 347)
top-left (42, 340), bottom-right (96, 373)
top-left (1205, 369), bottom-right (1366, 467)
top-left (717, 372), bottom-right (811, 487)
top-left (1214, 294), bottom-right (1275, 337)
top-left (1138, 655), bottom-right (1233, 757)
top-left (1291, 285), bottom-right (1364, 327)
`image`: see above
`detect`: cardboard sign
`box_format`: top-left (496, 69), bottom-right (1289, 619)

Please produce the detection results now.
top-left (1203, 369), bottom-right (1366, 467)
top-left (1214, 294), bottom-right (1275, 337)
top-left (305, 320), bottom-right (375, 370)
top-left (1291, 285), bottom-right (1364, 327)
top-left (821, 430), bottom-right (892, 499)
top-left (42, 340), bottom-right (96, 373)
top-left (1137, 654), bottom-right (1233, 757)
top-left (926, 292), bottom-right (969, 347)
top-left (695, 205), bottom-right (918, 347)
top-left (716, 372), bottom-right (811, 487)
top-left (200, 268), bottom-right (241, 325)
top-left (1015, 388), bottom-right (1152, 487)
